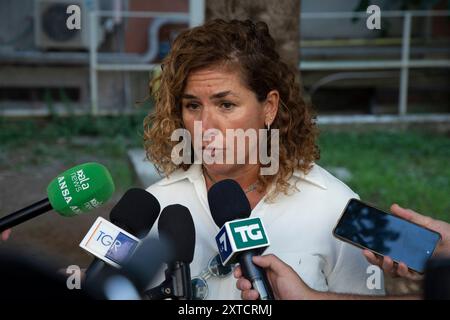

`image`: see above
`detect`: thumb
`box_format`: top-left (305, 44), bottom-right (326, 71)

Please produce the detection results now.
top-left (252, 254), bottom-right (284, 273)
top-left (1, 229), bottom-right (11, 241)
top-left (390, 203), bottom-right (433, 228)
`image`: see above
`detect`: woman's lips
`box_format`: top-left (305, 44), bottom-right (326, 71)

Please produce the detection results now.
top-left (203, 147), bottom-right (225, 157)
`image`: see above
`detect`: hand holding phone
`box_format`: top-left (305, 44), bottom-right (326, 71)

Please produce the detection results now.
top-left (333, 199), bottom-right (441, 274)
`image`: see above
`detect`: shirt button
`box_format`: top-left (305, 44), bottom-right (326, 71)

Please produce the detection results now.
top-left (298, 258), bottom-right (302, 265)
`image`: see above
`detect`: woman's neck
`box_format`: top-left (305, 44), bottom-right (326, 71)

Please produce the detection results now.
top-left (203, 164), bottom-right (265, 209)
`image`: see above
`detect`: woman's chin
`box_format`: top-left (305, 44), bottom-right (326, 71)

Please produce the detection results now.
top-left (202, 163), bottom-right (240, 178)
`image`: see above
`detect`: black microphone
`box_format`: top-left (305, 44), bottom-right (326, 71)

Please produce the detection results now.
top-left (145, 204), bottom-right (195, 300)
top-left (84, 188), bottom-right (161, 282)
top-left (90, 237), bottom-right (172, 300)
top-left (120, 237), bottom-right (172, 293)
top-left (208, 179), bottom-right (274, 300)
top-left (0, 247), bottom-right (94, 300)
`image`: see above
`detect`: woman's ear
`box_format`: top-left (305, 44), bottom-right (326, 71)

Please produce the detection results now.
top-left (264, 90), bottom-right (280, 126)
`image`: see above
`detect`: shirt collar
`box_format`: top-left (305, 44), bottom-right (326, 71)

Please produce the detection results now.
top-left (156, 163), bottom-right (327, 190)
top-left (292, 163), bottom-right (328, 190)
top-left (156, 164), bottom-right (203, 186)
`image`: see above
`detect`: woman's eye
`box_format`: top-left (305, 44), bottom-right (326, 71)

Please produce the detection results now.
top-left (220, 102), bottom-right (235, 110)
top-left (185, 103), bottom-right (200, 110)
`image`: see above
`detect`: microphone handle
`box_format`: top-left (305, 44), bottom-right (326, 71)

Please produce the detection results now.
top-left (239, 250), bottom-right (274, 300)
top-left (145, 283), bottom-right (169, 300)
top-left (169, 261), bottom-right (193, 300)
top-left (0, 198), bottom-right (52, 232)
top-left (85, 259), bottom-right (106, 283)
top-left (144, 262), bottom-right (192, 300)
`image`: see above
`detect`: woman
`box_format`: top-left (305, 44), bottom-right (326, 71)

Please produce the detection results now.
top-left (144, 19), bottom-right (385, 299)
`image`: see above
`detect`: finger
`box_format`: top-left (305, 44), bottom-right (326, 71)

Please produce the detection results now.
top-left (396, 262), bottom-right (410, 278)
top-left (390, 204), bottom-right (433, 228)
top-left (252, 254), bottom-right (286, 273)
top-left (233, 266), bottom-right (242, 279)
top-left (364, 250), bottom-right (384, 267)
top-left (397, 263), bottom-right (423, 281)
top-left (382, 256), bottom-right (397, 277)
top-left (409, 271), bottom-right (424, 281)
top-left (242, 289), bottom-right (260, 300)
top-left (252, 254), bottom-right (276, 268)
top-left (236, 277), bottom-right (252, 291)
top-left (1, 229), bottom-right (11, 241)
top-left (363, 250), bottom-right (383, 266)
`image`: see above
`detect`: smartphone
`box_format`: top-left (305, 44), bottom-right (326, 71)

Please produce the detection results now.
top-left (333, 198), bottom-right (441, 274)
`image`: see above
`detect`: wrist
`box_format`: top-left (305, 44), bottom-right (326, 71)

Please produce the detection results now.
top-left (435, 243), bottom-right (450, 257)
top-left (301, 287), bottom-right (323, 300)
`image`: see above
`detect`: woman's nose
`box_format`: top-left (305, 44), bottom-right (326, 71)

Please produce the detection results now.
top-left (200, 105), bottom-right (217, 132)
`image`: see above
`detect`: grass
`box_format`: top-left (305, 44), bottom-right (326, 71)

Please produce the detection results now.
top-left (1, 116), bottom-right (449, 221)
top-left (318, 128), bottom-right (450, 222)
top-left (0, 114), bottom-right (147, 192)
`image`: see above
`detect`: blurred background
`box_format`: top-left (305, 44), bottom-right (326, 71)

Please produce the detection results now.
top-left (0, 0), bottom-right (449, 296)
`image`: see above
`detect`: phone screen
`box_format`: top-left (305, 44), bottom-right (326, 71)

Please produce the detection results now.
top-left (333, 199), bottom-right (441, 273)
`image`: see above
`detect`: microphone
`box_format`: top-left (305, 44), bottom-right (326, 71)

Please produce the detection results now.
top-left (0, 247), bottom-right (94, 300)
top-left (0, 162), bottom-right (115, 232)
top-left (208, 179), bottom-right (274, 300)
top-left (145, 204), bottom-right (195, 300)
top-left (82, 188), bottom-right (161, 282)
top-left (89, 237), bottom-right (171, 300)
top-left (120, 237), bottom-right (172, 293)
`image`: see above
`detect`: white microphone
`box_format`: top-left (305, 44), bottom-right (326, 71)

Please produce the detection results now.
top-left (79, 217), bottom-right (140, 268)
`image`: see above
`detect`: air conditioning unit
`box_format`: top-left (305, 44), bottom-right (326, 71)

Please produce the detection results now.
top-left (34, 0), bottom-right (104, 50)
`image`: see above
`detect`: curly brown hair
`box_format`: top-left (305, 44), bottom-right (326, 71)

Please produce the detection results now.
top-left (143, 19), bottom-right (319, 199)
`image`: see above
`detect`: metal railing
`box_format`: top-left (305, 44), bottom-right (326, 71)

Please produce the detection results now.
top-left (89, 11), bottom-right (189, 114)
top-left (299, 10), bottom-right (450, 123)
top-left (88, 9), bottom-right (450, 123)
top-left (88, 0), bottom-right (204, 114)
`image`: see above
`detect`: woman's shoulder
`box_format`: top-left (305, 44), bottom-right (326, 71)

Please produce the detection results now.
top-left (279, 163), bottom-right (359, 222)
top-left (292, 163), bottom-right (358, 198)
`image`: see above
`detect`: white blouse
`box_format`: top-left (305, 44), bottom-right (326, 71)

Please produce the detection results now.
top-left (145, 163), bottom-right (385, 299)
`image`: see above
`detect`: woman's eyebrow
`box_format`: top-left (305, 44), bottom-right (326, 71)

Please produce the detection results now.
top-left (181, 93), bottom-right (198, 100)
top-left (210, 90), bottom-right (233, 99)
top-left (181, 91), bottom-right (237, 100)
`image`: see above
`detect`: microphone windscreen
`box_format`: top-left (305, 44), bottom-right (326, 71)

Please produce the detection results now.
top-left (47, 162), bottom-right (115, 217)
top-left (158, 204), bottom-right (195, 263)
top-left (207, 179), bottom-right (251, 227)
top-left (120, 237), bottom-right (171, 292)
top-left (110, 188), bottom-right (161, 238)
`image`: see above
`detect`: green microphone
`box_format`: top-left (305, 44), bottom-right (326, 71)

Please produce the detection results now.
top-left (0, 162), bottom-right (115, 232)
